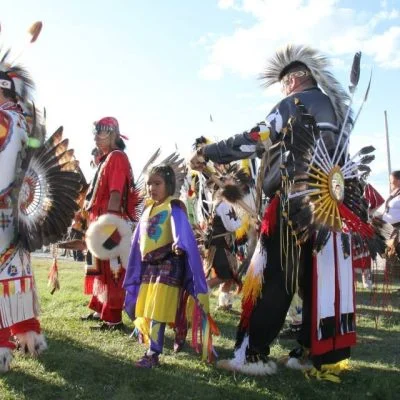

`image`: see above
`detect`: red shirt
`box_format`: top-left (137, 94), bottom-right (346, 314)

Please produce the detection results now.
top-left (87, 150), bottom-right (132, 221)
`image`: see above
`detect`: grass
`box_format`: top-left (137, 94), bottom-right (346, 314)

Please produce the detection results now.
top-left (0, 258), bottom-right (399, 400)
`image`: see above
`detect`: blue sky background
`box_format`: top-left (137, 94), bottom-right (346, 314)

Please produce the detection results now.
top-left (1, 0), bottom-right (399, 199)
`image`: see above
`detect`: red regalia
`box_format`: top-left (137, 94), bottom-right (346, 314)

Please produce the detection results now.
top-left (84, 118), bottom-right (139, 324)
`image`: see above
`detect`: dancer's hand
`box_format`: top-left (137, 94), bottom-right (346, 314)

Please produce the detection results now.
top-left (172, 243), bottom-right (184, 256)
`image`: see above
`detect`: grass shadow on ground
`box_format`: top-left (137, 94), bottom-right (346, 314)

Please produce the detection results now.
top-left (2, 332), bottom-right (286, 400)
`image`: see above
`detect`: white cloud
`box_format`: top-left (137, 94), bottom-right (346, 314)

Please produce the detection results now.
top-left (192, 32), bottom-right (216, 47)
top-left (364, 26), bottom-right (400, 68)
top-left (218, 0), bottom-right (238, 9)
top-left (199, 63), bottom-right (223, 80)
top-left (199, 0), bottom-right (400, 81)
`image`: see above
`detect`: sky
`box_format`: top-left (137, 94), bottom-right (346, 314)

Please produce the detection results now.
top-left (1, 0), bottom-right (400, 198)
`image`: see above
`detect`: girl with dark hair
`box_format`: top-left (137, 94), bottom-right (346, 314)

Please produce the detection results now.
top-left (124, 163), bottom-right (216, 368)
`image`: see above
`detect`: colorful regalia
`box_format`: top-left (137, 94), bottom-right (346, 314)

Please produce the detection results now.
top-left (84, 121), bottom-right (140, 325)
top-left (352, 184), bottom-right (384, 271)
top-left (124, 196), bottom-right (217, 362)
top-left (193, 45), bottom-right (387, 379)
top-left (0, 22), bottom-right (83, 371)
top-left (204, 200), bottom-right (241, 282)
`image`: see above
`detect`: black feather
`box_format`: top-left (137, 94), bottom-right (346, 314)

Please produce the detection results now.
top-left (358, 145), bottom-right (375, 155)
top-left (314, 227), bottom-right (331, 253)
top-left (363, 71), bottom-right (372, 102)
top-left (349, 51), bottom-right (361, 93)
top-left (359, 155), bottom-right (375, 165)
top-left (221, 184), bottom-right (244, 203)
top-left (357, 164), bottom-right (371, 174)
top-left (341, 233), bottom-right (351, 258)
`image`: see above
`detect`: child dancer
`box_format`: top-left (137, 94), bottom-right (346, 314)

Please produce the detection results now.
top-left (124, 164), bottom-right (217, 368)
top-left (204, 188), bottom-right (242, 311)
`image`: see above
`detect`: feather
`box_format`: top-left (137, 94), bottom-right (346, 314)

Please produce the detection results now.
top-left (138, 147), bottom-right (161, 180)
top-left (28, 21), bottom-right (43, 43)
top-left (41, 147), bottom-right (73, 170)
top-left (35, 126), bottom-right (64, 159)
top-left (18, 126), bottom-right (81, 251)
top-left (260, 44), bottom-right (349, 126)
top-left (221, 184), bottom-right (244, 203)
top-left (48, 256), bottom-right (60, 295)
top-left (357, 164), bottom-right (371, 173)
top-left (341, 233), bottom-right (351, 258)
top-left (358, 145), bottom-right (375, 155)
top-left (349, 51), bottom-right (361, 94)
top-left (314, 227), bottom-right (331, 253)
top-left (359, 155), bottom-right (375, 165)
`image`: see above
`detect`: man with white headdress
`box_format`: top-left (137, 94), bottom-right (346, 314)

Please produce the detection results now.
top-left (191, 45), bottom-right (365, 378)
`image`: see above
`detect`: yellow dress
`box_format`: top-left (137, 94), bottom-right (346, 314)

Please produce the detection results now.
top-left (135, 197), bottom-right (184, 326)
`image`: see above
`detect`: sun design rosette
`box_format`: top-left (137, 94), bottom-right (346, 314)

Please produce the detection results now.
top-left (278, 100), bottom-right (383, 258)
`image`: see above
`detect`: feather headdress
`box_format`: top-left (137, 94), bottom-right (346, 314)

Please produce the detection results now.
top-left (260, 44), bottom-right (350, 126)
top-left (0, 22), bottom-right (84, 251)
top-left (139, 148), bottom-right (187, 199)
top-left (0, 22), bottom-right (45, 144)
top-left (0, 21), bottom-right (42, 105)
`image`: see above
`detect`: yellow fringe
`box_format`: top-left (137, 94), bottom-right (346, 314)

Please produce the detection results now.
top-left (304, 359), bottom-right (351, 383)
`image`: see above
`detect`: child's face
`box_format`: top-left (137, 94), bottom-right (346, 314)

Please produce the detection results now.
top-left (147, 173), bottom-right (168, 203)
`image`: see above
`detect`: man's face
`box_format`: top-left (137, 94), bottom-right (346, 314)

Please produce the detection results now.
top-left (390, 175), bottom-right (400, 192)
top-left (281, 76), bottom-right (294, 96)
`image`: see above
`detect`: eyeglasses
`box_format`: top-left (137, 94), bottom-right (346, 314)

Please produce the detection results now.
top-left (281, 70), bottom-right (310, 86)
top-left (93, 129), bottom-right (111, 137)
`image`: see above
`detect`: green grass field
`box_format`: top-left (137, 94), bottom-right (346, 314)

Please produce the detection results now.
top-left (0, 258), bottom-right (399, 400)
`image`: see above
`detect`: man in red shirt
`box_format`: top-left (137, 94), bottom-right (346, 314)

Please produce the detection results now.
top-left (83, 117), bottom-right (135, 330)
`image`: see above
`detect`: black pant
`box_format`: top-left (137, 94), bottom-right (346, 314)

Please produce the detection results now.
top-left (70, 228), bottom-right (84, 261)
top-left (238, 231), bottom-right (312, 356)
top-left (236, 230), bottom-right (350, 366)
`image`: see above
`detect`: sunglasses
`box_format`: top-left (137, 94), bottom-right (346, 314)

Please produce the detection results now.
top-left (93, 130), bottom-right (111, 137)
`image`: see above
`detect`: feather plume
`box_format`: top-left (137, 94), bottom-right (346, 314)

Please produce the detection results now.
top-left (28, 21), bottom-right (43, 43)
top-left (341, 233), bottom-right (351, 258)
top-left (359, 155), bottom-right (375, 165)
top-left (260, 44), bottom-right (349, 125)
top-left (359, 145), bottom-right (375, 155)
top-left (221, 184), bottom-right (244, 203)
top-left (137, 148), bottom-right (161, 183)
top-left (18, 126), bottom-right (82, 251)
top-left (349, 51), bottom-right (361, 93)
top-left (357, 164), bottom-right (371, 173)
top-left (314, 227), bottom-right (331, 253)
